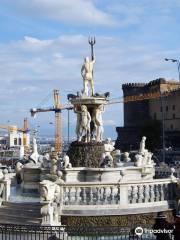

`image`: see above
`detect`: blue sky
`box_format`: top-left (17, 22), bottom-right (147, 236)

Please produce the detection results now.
top-left (0, 0), bottom-right (180, 140)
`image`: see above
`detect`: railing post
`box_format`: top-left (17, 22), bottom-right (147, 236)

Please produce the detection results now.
top-left (119, 184), bottom-right (128, 206)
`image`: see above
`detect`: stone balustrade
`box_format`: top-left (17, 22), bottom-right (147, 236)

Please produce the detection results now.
top-left (57, 178), bottom-right (177, 216)
top-left (62, 179), bottom-right (175, 206)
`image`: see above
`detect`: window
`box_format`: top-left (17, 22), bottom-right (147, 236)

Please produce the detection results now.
top-left (166, 106), bottom-right (168, 112)
top-left (14, 138), bottom-right (17, 145)
top-left (172, 105), bottom-right (176, 110)
top-left (173, 113), bottom-right (175, 119)
top-left (18, 138), bottom-right (22, 145)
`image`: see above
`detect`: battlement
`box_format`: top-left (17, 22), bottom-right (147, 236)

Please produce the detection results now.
top-left (122, 78), bottom-right (180, 97)
top-left (122, 78), bottom-right (180, 91)
top-left (122, 82), bottom-right (146, 90)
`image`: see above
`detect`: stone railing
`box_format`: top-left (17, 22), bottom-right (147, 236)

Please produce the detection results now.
top-left (63, 179), bottom-right (175, 206)
top-left (60, 178), bottom-right (177, 216)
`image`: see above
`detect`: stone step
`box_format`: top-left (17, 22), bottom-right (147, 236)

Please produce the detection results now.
top-left (0, 215), bottom-right (42, 225)
top-left (0, 207), bottom-right (42, 218)
top-left (0, 201), bottom-right (44, 225)
top-left (3, 201), bottom-right (43, 210)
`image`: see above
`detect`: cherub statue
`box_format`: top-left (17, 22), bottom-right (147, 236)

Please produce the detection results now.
top-left (101, 138), bottom-right (115, 167)
top-left (63, 154), bottom-right (72, 169)
top-left (81, 56), bottom-right (95, 96)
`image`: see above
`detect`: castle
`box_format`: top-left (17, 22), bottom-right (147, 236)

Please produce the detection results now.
top-left (116, 78), bottom-right (180, 151)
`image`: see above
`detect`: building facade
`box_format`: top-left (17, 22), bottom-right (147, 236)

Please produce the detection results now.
top-left (116, 78), bottom-right (180, 150)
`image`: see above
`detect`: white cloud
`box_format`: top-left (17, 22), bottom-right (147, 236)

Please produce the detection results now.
top-left (3, 0), bottom-right (116, 27)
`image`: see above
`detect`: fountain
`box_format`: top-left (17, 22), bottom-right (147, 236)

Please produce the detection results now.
top-left (0, 38), bottom-right (178, 231)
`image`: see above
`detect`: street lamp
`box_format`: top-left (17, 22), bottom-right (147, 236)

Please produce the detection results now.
top-left (165, 58), bottom-right (180, 81)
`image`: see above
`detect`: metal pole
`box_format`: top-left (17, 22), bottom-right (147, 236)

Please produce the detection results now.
top-left (67, 109), bottom-right (70, 144)
top-left (177, 61), bottom-right (180, 82)
top-left (160, 91), bottom-right (165, 162)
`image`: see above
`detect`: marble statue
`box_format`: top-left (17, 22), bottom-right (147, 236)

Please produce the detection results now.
top-left (92, 105), bottom-right (104, 142)
top-left (135, 154), bottom-right (143, 167)
top-left (30, 137), bottom-right (39, 164)
top-left (135, 136), bottom-right (155, 168)
top-left (101, 138), bottom-right (115, 167)
top-left (139, 136), bottom-right (147, 154)
top-left (40, 180), bottom-right (57, 202)
top-left (74, 105), bottom-right (91, 142)
top-left (63, 154), bottom-right (72, 169)
top-left (81, 56), bottom-right (95, 96)
top-left (50, 152), bottom-right (58, 175)
top-left (123, 152), bottom-right (131, 162)
top-left (43, 153), bottom-right (51, 168)
top-left (114, 150), bottom-right (124, 167)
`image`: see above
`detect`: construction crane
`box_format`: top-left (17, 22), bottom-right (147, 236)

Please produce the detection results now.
top-left (30, 90), bottom-right (72, 153)
top-left (107, 90), bottom-right (170, 105)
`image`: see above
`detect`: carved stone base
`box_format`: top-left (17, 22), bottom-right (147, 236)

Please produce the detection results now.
top-left (62, 211), bottom-right (175, 234)
top-left (67, 141), bottom-right (105, 167)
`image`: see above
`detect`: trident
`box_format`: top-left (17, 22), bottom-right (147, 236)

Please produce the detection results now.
top-left (88, 36), bottom-right (96, 61)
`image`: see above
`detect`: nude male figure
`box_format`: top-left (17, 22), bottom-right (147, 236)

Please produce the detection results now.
top-left (81, 56), bottom-right (95, 96)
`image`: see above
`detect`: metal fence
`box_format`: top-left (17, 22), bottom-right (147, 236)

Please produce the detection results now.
top-left (0, 224), bottom-right (175, 240)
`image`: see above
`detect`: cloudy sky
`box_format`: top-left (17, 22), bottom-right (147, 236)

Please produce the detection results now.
top-left (0, 0), bottom-right (180, 139)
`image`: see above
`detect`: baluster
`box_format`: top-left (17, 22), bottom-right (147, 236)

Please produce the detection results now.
top-left (154, 184), bottom-right (159, 202)
top-left (144, 185), bottom-right (149, 202)
top-left (103, 187), bottom-right (108, 204)
top-left (157, 184), bottom-right (161, 201)
top-left (66, 187), bottom-right (71, 205)
top-left (63, 187), bottom-right (67, 204)
top-left (71, 187), bottom-right (76, 204)
top-left (149, 185), bottom-right (155, 202)
top-left (82, 187), bottom-right (87, 204)
top-left (89, 187), bottom-right (93, 204)
top-left (131, 186), bottom-right (138, 203)
top-left (159, 184), bottom-right (164, 201)
top-left (75, 187), bottom-right (81, 204)
top-left (117, 185), bottom-right (121, 204)
top-left (96, 187), bottom-right (100, 204)
top-left (137, 185), bottom-right (143, 203)
top-left (110, 186), bottom-right (115, 204)
top-left (128, 186), bottom-right (132, 203)
top-left (164, 184), bottom-right (168, 200)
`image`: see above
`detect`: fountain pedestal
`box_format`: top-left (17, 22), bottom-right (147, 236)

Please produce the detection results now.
top-left (67, 141), bottom-right (105, 168)
top-left (21, 163), bottom-right (41, 193)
